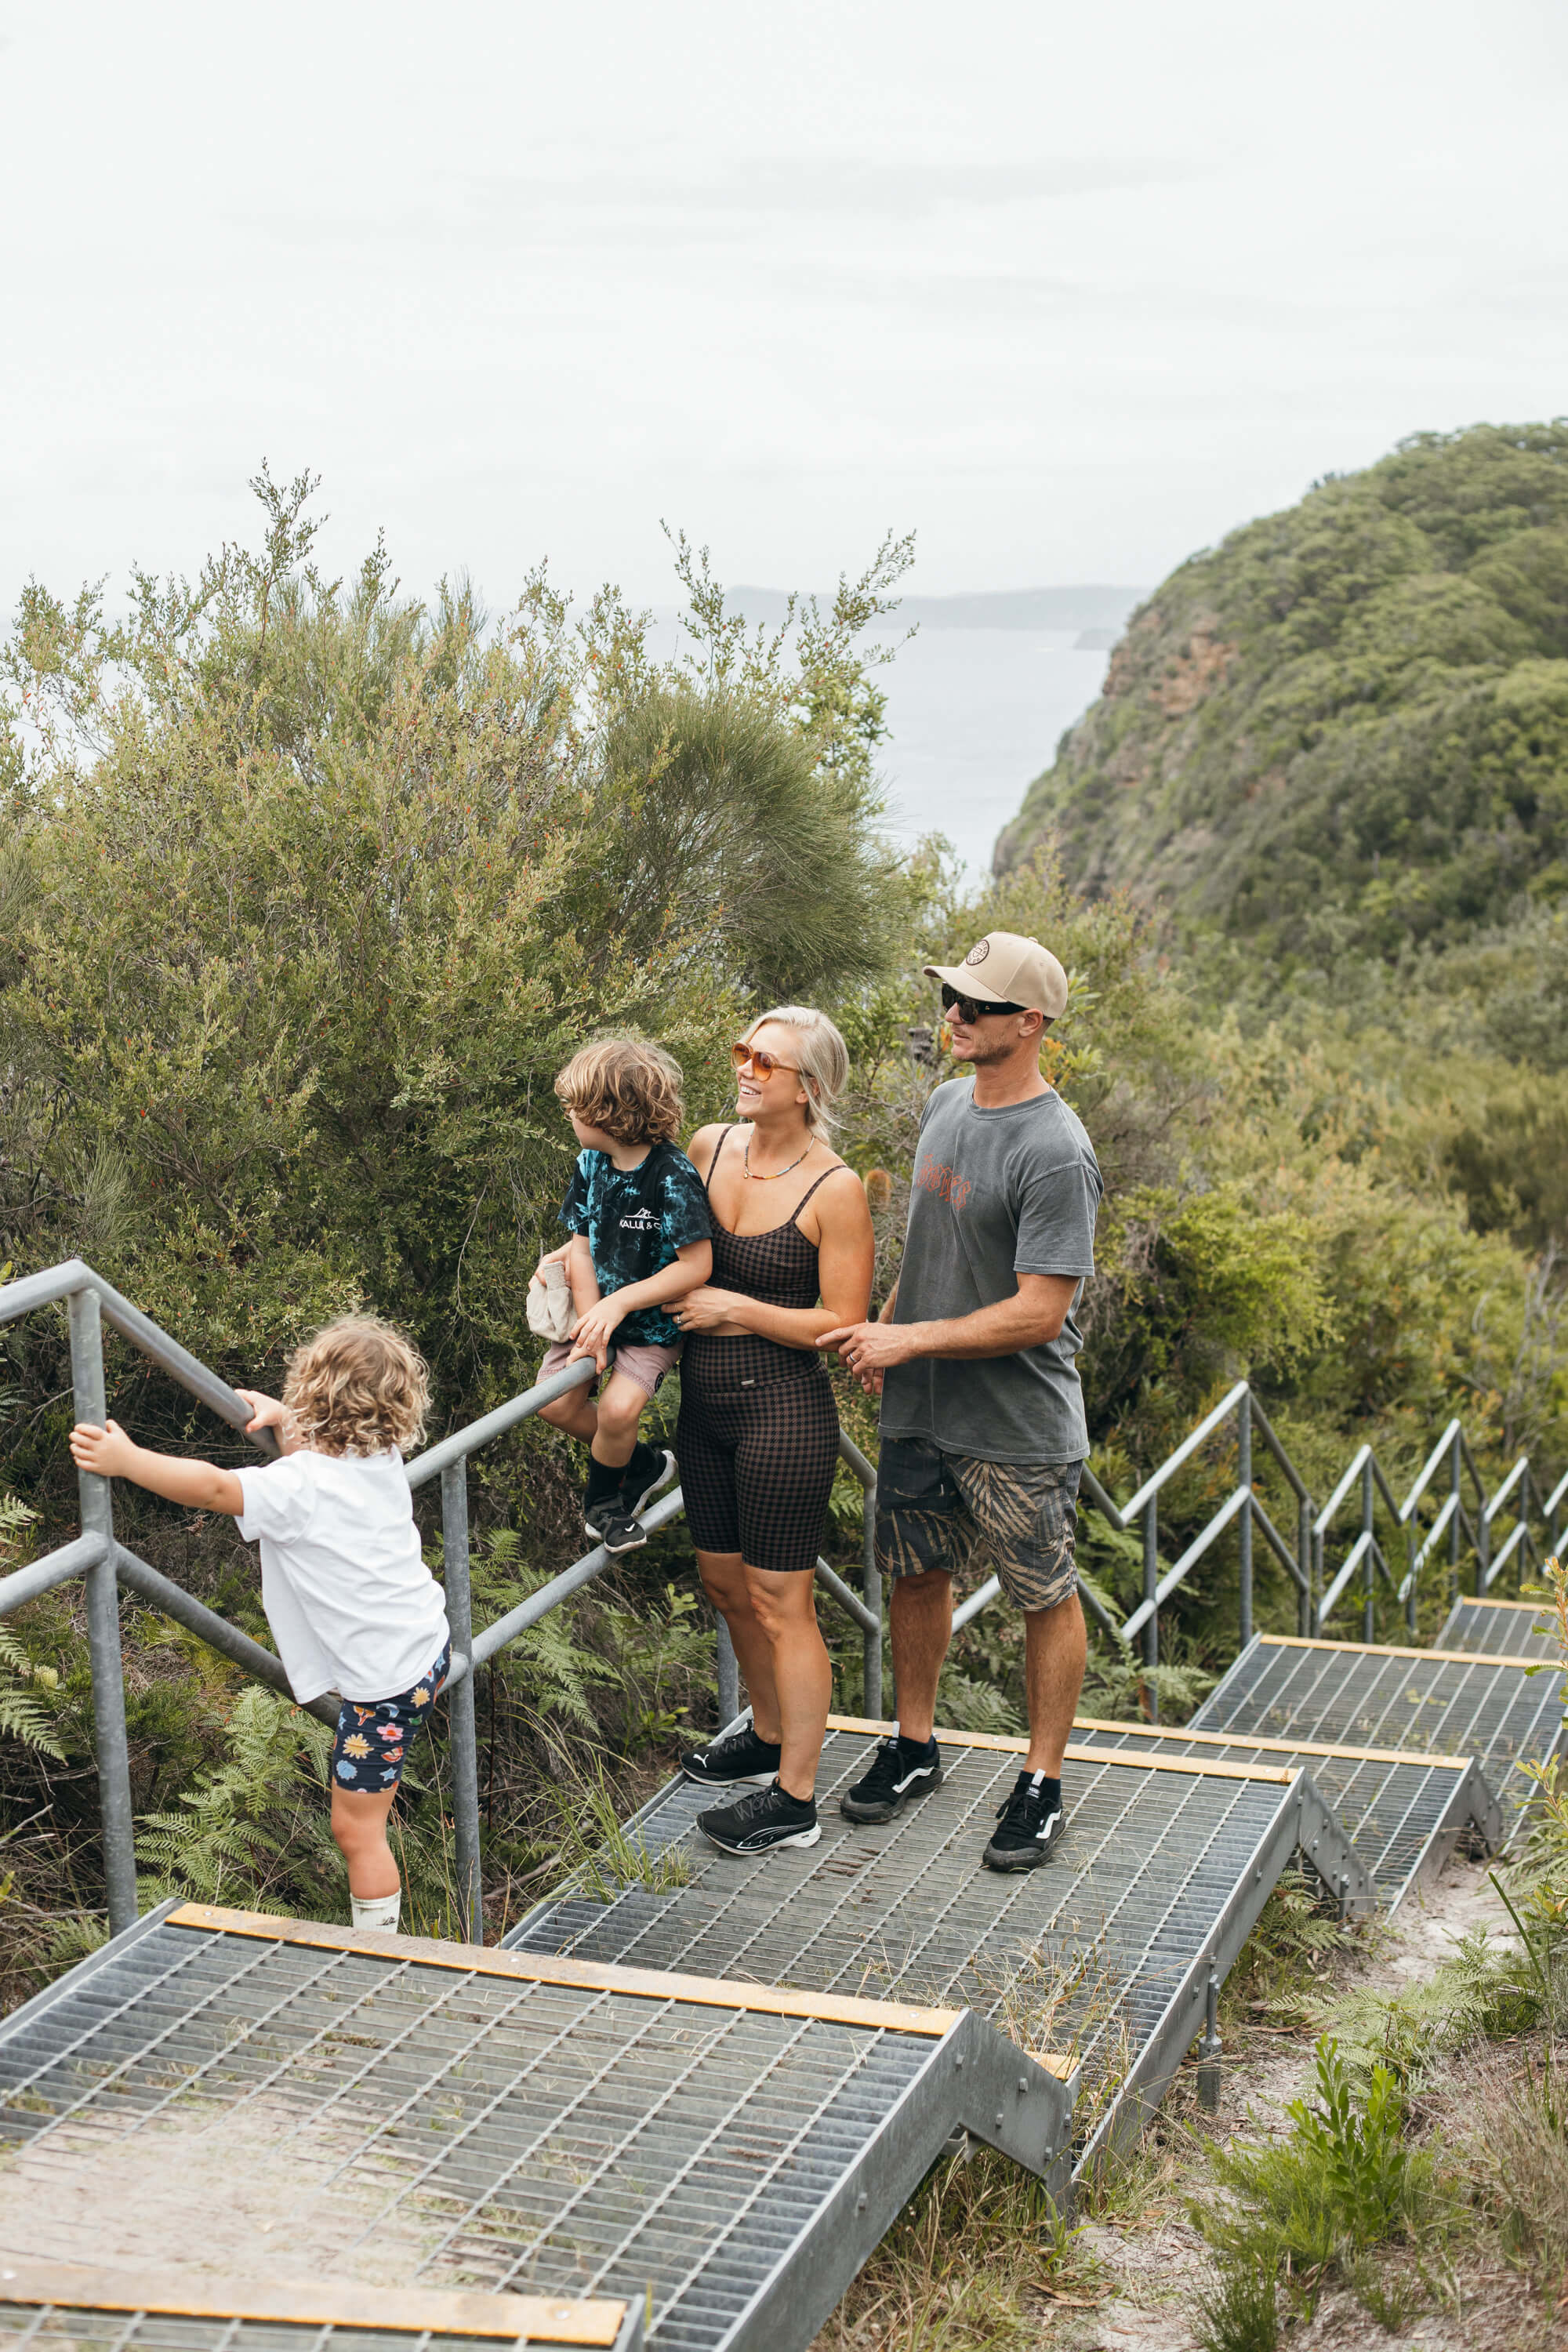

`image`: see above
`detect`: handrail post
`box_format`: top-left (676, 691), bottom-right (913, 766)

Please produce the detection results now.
top-left (716, 1617), bottom-right (740, 1727)
top-left (1298, 1495), bottom-right (1312, 1638)
top-left (1478, 1468), bottom-right (1491, 1598)
top-left (1237, 1392), bottom-right (1254, 1651)
top-left (862, 1479), bottom-right (882, 1720)
top-left (70, 1287), bottom-right (138, 1936)
top-left (1404, 1508), bottom-right (1417, 1637)
top-left (1361, 1453), bottom-right (1375, 1642)
top-left (1518, 1463), bottom-right (1530, 1594)
top-left (1449, 1428), bottom-right (1461, 1610)
top-left (1142, 1498), bottom-right (1159, 1722)
top-left (440, 1460), bottom-right (484, 1945)
top-left (1312, 1523), bottom-right (1323, 1636)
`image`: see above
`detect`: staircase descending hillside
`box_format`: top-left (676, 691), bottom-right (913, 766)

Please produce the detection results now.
top-left (2, 1261), bottom-right (1566, 2350)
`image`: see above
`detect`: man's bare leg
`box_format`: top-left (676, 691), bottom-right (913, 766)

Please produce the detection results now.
top-left (1022, 1588), bottom-right (1087, 1773)
top-left (887, 1570), bottom-right (953, 1743)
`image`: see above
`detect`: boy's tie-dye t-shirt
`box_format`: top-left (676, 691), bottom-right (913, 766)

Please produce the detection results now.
top-left (560, 1141), bottom-right (713, 1345)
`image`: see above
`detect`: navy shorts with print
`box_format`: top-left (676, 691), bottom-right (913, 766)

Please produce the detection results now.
top-left (332, 1638), bottom-right (452, 1794)
top-left (875, 1438), bottom-right (1081, 1614)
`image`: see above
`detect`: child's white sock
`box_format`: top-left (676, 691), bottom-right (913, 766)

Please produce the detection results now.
top-left (350, 1890), bottom-right (401, 1933)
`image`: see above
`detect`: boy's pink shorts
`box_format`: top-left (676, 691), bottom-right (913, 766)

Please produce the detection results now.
top-left (540, 1337), bottom-right (683, 1401)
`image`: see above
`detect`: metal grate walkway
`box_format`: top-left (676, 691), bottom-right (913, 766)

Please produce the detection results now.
top-left (0, 1904), bottom-right (1069, 2352)
top-left (1437, 1594), bottom-right (1558, 1659)
top-left (1192, 1630), bottom-right (1565, 1826)
top-left (503, 1717), bottom-right (1371, 2178)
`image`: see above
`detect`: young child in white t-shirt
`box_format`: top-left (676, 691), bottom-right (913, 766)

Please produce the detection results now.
top-left (70, 1316), bottom-right (449, 1937)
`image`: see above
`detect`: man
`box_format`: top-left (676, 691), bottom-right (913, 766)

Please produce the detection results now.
top-left (819, 931), bottom-right (1102, 1869)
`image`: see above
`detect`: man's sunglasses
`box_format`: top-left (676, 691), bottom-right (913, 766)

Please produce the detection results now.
top-left (940, 984), bottom-right (1024, 1023)
top-left (731, 1041), bottom-right (800, 1079)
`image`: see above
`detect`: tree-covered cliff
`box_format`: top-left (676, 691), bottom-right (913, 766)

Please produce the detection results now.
top-left (996, 423), bottom-right (1568, 973)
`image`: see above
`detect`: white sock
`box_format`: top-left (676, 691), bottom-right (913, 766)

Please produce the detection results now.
top-left (350, 1890), bottom-right (401, 1933)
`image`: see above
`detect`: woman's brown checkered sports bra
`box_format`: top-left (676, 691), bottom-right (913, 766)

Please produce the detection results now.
top-left (681, 1126), bottom-right (846, 1388)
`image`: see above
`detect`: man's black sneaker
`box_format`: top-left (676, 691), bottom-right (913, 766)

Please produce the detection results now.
top-left (698, 1780), bottom-right (822, 1856)
top-left (584, 1499), bottom-right (648, 1555)
top-left (680, 1725), bottom-right (782, 1788)
top-left (840, 1735), bottom-right (943, 1824)
top-left (622, 1444), bottom-right (677, 1519)
top-left (983, 1775), bottom-right (1066, 1871)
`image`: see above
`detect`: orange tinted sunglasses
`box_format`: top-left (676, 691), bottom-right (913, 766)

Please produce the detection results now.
top-left (731, 1041), bottom-right (800, 1080)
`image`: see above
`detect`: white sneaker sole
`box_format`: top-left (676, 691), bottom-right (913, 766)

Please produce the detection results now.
top-left (699, 1820), bottom-right (822, 1856)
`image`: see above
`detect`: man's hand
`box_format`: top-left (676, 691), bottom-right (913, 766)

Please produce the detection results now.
top-left (69, 1418), bottom-right (140, 1480)
top-left (234, 1388), bottom-right (288, 1436)
top-left (818, 1319), bottom-right (914, 1395)
top-left (568, 1293), bottom-right (628, 1372)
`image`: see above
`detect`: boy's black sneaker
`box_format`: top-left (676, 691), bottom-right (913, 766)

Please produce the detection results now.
top-left (584, 1498), bottom-right (648, 1555)
top-left (697, 1780), bottom-right (821, 1856)
top-left (840, 1735), bottom-right (942, 1824)
top-left (681, 1725), bottom-right (782, 1788)
top-left (983, 1773), bottom-right (1066, 1871)
top-left (622, 1443), bottom-right (677, 1519)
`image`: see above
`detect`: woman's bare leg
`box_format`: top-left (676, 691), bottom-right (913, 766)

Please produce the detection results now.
top-left (695, 1548), bottom-right (780, 1740)
top-left (742, 1566), bottom-right (830, 1801)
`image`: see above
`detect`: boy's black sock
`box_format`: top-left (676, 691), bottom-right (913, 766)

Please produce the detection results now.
top-left (895, 1726), bottom-right (938, 1762)
top-left (1014, 1770), bottom-right (1062, 1813)
top-left (622, 1439), bottom-right (659, 1489)
top-left (586, 1454), bottom-right (625, 1509)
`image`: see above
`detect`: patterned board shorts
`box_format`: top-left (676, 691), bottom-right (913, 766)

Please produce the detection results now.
top-left (874, 1438), bottom-right (1082, 1615)
top-left (331, 1638), bottom-right (452, 1794)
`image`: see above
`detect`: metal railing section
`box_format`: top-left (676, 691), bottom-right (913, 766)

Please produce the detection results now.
top-left (2, 1259), bottom-right (1562, 1932)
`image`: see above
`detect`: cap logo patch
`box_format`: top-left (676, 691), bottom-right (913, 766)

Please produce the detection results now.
top-left (964, 940), bottom-right (990, 965)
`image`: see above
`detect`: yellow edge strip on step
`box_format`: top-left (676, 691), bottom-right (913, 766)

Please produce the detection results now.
top-left (0, 2262), bottom-right (626, 2346)
top-left (1457, 1594), bottom-right (1555, 1614)
top-left (825, 1716), bottom-right (1294, 1785)
top-left (1258, 1634), bottom-right (1555, 1671)
top-left (1068, 1714), bottom-right (1472, 1771)
top-left (167, 1903), bottom-right (960, 2038)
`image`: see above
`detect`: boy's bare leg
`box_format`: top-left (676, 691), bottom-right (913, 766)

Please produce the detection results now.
top-left (695, 1548), bottom-right (781, 1738)
top-left (590, 1370), bottom-right (645, 1472)
top-left (539, 1390), bottom-right (598, 1443)
top-left (332, 1785), bottom-right (401, 1898)
top-left (742, 1563), bottom-right (830, 1801)
top-left (1022, 1589), bottom-right (1086, 1773)
top-left (886, 1570), bottom-right (953, 1744)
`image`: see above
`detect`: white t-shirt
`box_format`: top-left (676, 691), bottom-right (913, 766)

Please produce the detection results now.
top-left (234, 1449), bottom-right (450, 1704)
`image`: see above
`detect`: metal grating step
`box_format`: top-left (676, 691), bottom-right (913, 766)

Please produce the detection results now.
top-left (503, 1717), bottom-right (1371, 2177)
top-left (1068, 1719), bottom-right (1501, 1910)
top-left (0, 1908), bottom-right (1069, 2352)
top-left (1192, 1632), bottom-right (1565, 1822)
top-left (0, 2264), bottom-right (641, 2352)
top-left (1437, 1595), bottom-right (1558, 1659)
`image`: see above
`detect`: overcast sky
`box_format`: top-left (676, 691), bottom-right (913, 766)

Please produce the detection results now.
top-left (2, 0), bottom-right (1565, 622)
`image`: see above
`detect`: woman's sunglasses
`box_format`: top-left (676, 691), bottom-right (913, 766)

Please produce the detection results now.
top-left (940, 984), bottom-right (1025, 1023)
top-left (731, 1041), bottom-right (800, 1080)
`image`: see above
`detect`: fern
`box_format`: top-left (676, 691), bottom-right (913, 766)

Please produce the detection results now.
top-left (0, 1628), bottom-right (67, 1760)
top-left (134, 1685), bottom-right (332, 1910)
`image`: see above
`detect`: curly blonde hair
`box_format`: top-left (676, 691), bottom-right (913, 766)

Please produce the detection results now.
top-left (554, 1038), bottom-right (684, 1146)
top-left (281, 1316), bottom-right (430, 1459)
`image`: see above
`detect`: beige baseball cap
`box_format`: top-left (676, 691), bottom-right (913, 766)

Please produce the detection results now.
top-left (923, 930), bottom-right (1069, 1020)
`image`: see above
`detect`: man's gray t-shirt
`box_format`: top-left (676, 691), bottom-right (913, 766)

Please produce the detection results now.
top-left (880, 1078), bottom-right (1102, 1465)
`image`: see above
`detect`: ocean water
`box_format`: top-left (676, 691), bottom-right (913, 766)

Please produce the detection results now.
top-left (868, 624), bottom-right (1110, 880)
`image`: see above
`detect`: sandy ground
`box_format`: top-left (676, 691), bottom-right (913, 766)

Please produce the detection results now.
top-left (1054, 1854), bottom-right (1545, 2352)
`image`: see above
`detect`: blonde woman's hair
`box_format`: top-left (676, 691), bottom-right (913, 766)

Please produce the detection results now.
top-left (554, 1038), bottom-right (685, 1146)
top-left (282, 1316), bottom-right (431, 1459)
top-left (744, 1005), bottom-right (850, 1138)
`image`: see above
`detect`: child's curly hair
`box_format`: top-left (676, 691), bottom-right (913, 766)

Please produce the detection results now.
top-left (281, 1316), bottom-right (430, 1458)
top-left (554, 1038), bottom-right (684, 1146)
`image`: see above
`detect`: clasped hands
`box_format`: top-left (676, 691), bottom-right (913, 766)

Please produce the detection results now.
top-left (815, 1319), bottom-right (914, 1396)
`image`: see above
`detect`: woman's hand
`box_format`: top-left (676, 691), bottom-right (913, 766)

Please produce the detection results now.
top-left (568, 1293), bottom-right (629, 1371)
top-left (672, 1285), bottom-right (750, 1335)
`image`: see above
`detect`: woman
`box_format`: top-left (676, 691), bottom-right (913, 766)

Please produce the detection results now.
top-left (674, 1004), bottom-right (874, 1857)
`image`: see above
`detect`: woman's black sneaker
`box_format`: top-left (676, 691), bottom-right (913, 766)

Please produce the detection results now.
top-left (622, 1443), bottom-right (677, 1517)
top-left (983, 1773), bottom-right (1065, 1871)
top-left (680, 1726), bottom-right (782, 1788)
top-left (584, 1498), bottom-right (647, 1555)
top-left (840, 1735), bottom-right (942, 1824)
top-left (698, 1781), bottom-right (821, 1855)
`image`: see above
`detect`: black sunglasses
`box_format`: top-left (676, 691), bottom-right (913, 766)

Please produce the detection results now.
top-left (941, 983), bottom-right (1025, 1022)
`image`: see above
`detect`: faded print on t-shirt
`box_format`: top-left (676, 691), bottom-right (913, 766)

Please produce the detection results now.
top-left (879, 1077), bottom-right (1102, 1465)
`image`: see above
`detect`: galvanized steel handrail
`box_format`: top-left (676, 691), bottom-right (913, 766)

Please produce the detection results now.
top-left (2, 1257), bottom-right (1561, 1933)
